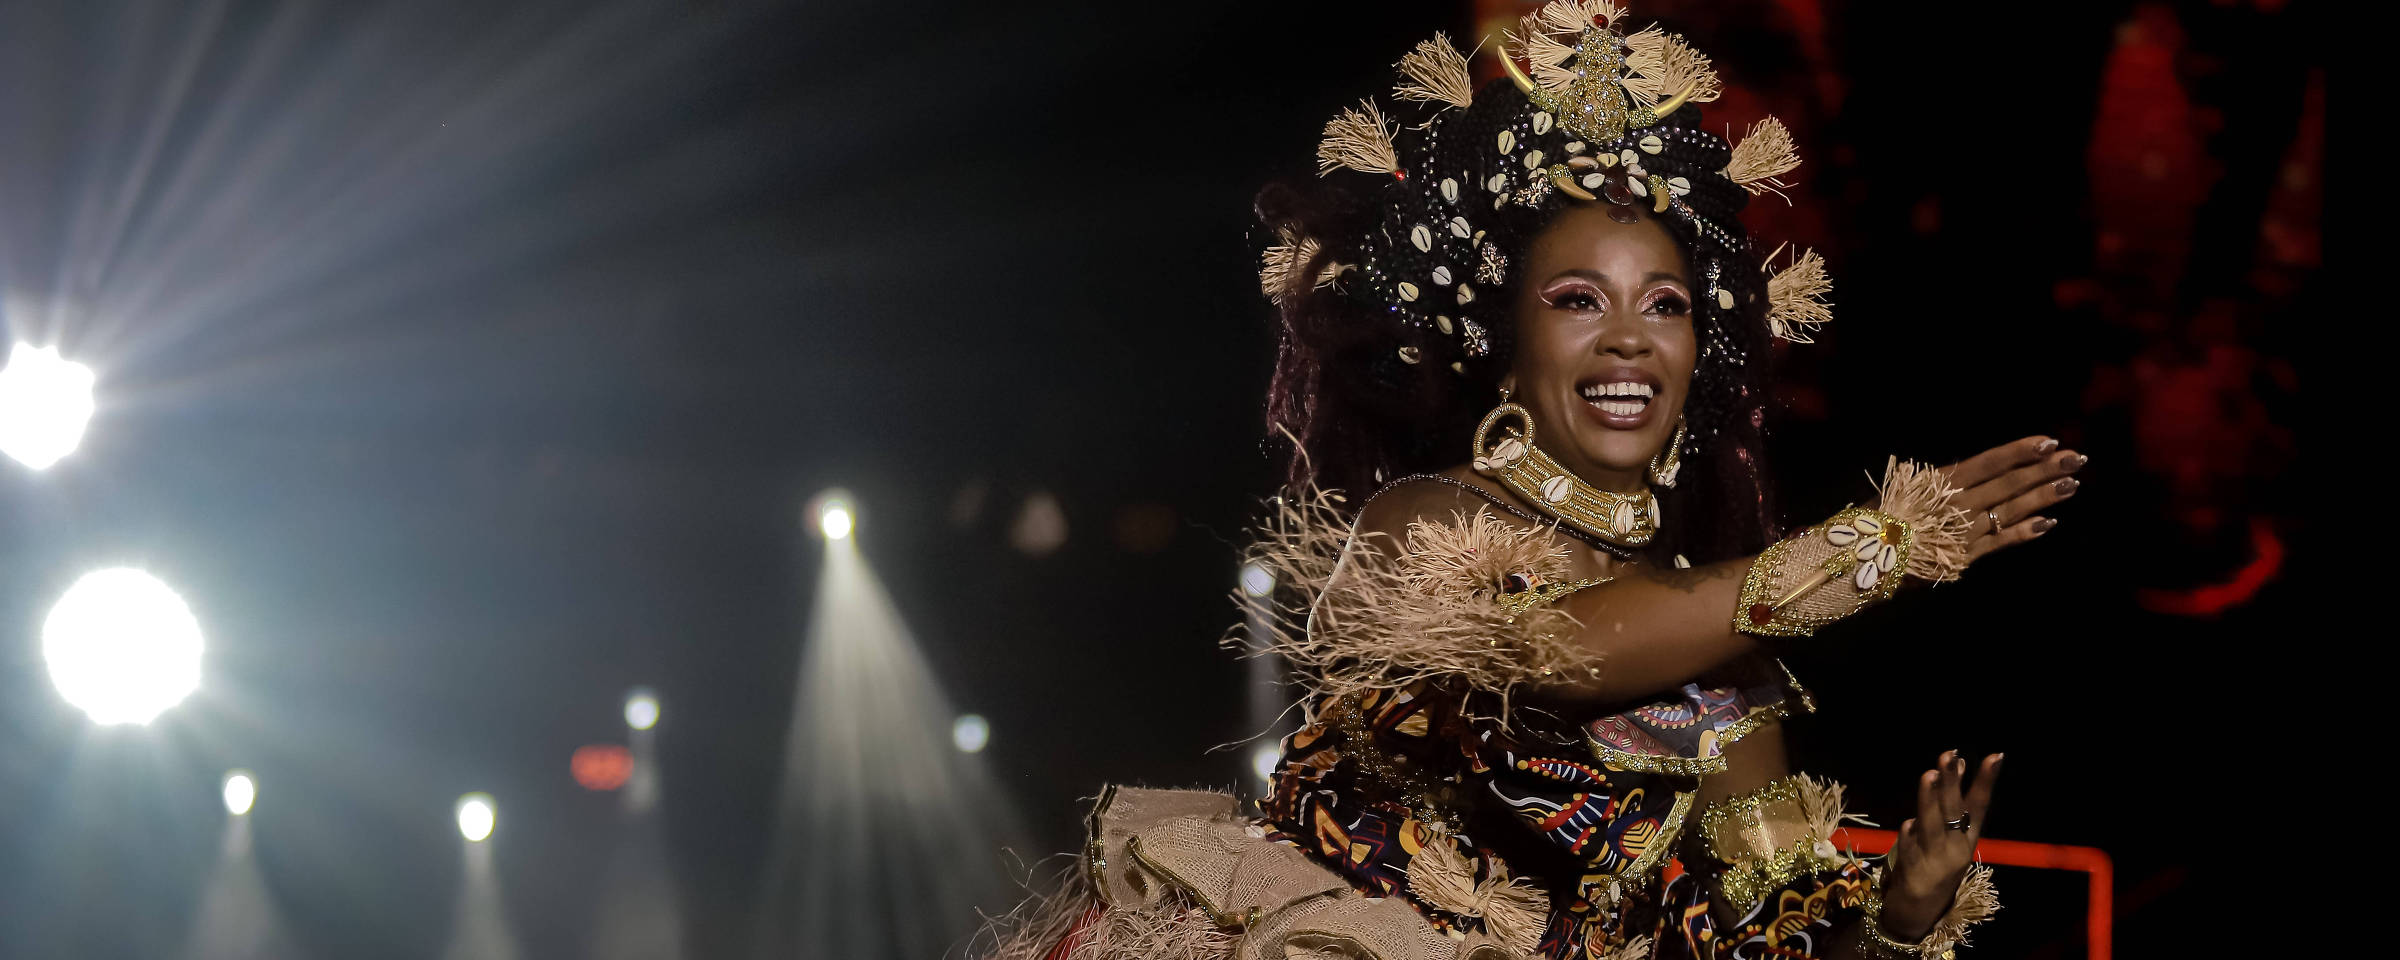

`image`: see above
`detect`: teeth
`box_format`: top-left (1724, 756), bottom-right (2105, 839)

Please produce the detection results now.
top-left (1594, 401), bottom-right (1644, 416)
top-left (1578, 381), bottom-right (1657, 399)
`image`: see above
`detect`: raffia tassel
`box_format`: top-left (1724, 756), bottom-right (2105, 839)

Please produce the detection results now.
top-left (1404, 828), bottom-right (1549, 956)
top-left (1534, 0), bottom-right (1625, 36)
top-left (1725, 116), bottom-right (1802, 200)
top-left (1762, 243), bottom-right (1833, 343)
top-left (1793, 774), bottom-right (1876, 860)
top-left (1394, 32), bottom-right (1474, 111)
top-left (1259, 231), bottom-right (1324, 303)
top-left (1229, 490), bottom-right (1599, 720)
top-left (1316, 99), bottom-right (1400, 177)
top-left (1599, 935), bottom-right (1655, 960)
top-left (1869, 456), bottom-right (1974, 582)
top-left (1506, 26), bottom-right (1580, 93)
top-left (1924, 864), bottom-right (2002, 954)
top-left (1621, 31), bottom-right (1722, 107)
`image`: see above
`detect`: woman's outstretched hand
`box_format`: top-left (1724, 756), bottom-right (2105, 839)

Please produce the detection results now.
top-left (1878, 750), bottom-right (2000, 939)
top-left (1941, 436), bottom-right (2084, 559)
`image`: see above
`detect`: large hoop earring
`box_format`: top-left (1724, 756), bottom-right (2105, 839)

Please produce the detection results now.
top-left (1647, 416), bottom-right (1687, 489)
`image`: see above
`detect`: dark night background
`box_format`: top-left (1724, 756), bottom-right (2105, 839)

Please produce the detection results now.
top-left (0, 1), bottom-right (2321, 958)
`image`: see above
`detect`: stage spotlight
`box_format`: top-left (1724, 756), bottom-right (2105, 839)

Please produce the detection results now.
top-left (0, 343), bottom-right (96, 470)
top-left (819, 498), bottom-right (854, 541)
top-left (951, 714), bottom-right (990, 754)
top-left (1239, 561), bottom-right (1276, 598)
top-left (42, 568), bottom-right (205, 725)
top-left (624, 689), bottom-right (660, 731)
top-left (223, 771), bottom-right (256, 816)
top-left (456, 794), bottom-right (496, 843)
top-left (1251, 743), bottom-right (1280, 783)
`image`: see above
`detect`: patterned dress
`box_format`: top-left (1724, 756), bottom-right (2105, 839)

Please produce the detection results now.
top-left (1260, 658), bottom-right (1874, 959)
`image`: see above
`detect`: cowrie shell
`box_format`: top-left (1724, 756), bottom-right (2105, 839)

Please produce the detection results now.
top-left (1612, 500), bottom-right (1636, 533)
top-left (1853, 516), bottom-right (1884, 535)
top-left (1436, 315), bottom-right (1454, 334)
top-left (1410, 224), bottom-right (1434, 251)
top-left (1440, 178), bottom-right (1460, 202)
top-left (1826, 524), bottom-right (1858, 546)
top-left (1487, 172), bottom-right (1510, 193)
top-left (1878, 543), bottom-right (1899, 571)
top-left (1455, 284), bottom-right (1475, 304)
top-left (1492, 438), bottom-right (1526, 464)
top-left (1523, 149), bottom-right (1545, 170)
top-left (1531, 112), bottom-right (1554, 135)
top-left (1583, 173), bottom-right (1607, 189)
top-left (1564, 140), bottom-right (1585, 154)
top-left (1449, 216), bottom-right (1471, 237)
top-left (1620, 149), bottom-right (1638, 165)
top-left (1667, 176), bottom-right (1691, 196)
top-left (1598, 152), bottom-right (1618, 168)
top-left (1639, 134), bottom-right (1663, 154)
top-left (1450, 361), bottom-right (1465, 374)
top-left (1628, 177), bottom-right (1649, 197)
top-left (1853, 561), bottom-right (1881, 591)
top-left (1397, 281), bottom-right (1420, 301)
top-left (1855, 540), bottom-right (1882, 562)
top-left (1494, 194), bottom-right (1508, 209)
top-left (1541, 475), bottom-right (1573, 503)
top-left (1431, 265), bottom-right (1453, 285)
top-left (1568, 156), bottom-right (1599, 170)
top-left (1397, 346), bottom-right (1422, 364)
top-left (1717, 288), bottom-right (1735, 309)
top-left (1497, 129), bottom-right (1516, 153)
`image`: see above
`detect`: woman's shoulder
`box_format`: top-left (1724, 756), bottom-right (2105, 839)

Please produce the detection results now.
top-left (1353, 465), bottom-right (1535, 541)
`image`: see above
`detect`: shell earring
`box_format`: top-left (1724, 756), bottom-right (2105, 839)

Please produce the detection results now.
top-left (1647, 416), bottom-right (1687, 489)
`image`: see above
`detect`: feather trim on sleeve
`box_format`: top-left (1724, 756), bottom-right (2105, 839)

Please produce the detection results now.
top-left (1229, 486), bottom-right (1602, 716)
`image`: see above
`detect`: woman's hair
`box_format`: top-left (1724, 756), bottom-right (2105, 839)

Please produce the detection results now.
top-left (1256, 79), bottom-right (1780, 565)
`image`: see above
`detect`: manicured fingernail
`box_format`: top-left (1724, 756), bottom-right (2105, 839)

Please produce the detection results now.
top-left (2032, 517), bottom-right (2058, 534)
top-left (2060, 453), bottom-right (2087, 472)
top-left (1993, 753), bottom-right (2006, 767)
top-left (2054, 477), bottom-right (2079, 495)
top-left (1953, 758), bottom-right (1966, 774)
top-left (2035, 438), bottom-right (2059, 454)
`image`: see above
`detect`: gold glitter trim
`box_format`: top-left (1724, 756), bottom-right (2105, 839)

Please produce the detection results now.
top-left (1698, 774), bottom-right (1854, 909)
top-left (1585, 700), bottom-right (1792, 776)
top-left (1471, 403), bottom-right (1659, 549)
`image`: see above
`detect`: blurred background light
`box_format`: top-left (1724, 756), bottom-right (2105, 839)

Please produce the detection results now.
top-left (0, 343), bottom-right (96, 470)
top-left (950, 714), bottom-right (989, 754)
top-left (223, 771), bottom-right (256, 816)
top-left (624, 689), bottom-right (660, 731)
top-left (41, 568), bottom-right (205, 725)
top-left (818, 496), bottom-right (854, 541)
top-left (572, 745), bottom-right (634, 792)
top-left (456, 794), bottom-right (496, 843)
top-left (1251, 742), bottom-right (1279, 783)
top-left (1238, 561), bottom-right (1275, 598)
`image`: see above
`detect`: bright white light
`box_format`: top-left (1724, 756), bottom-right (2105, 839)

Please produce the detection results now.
top-left (457, 793), bottom-right (496, 842)
top-left (951, 714), bottom-right (990, 753)
top-left (0, 344), bottom-right (97, 470)
top-left (223, 771), bottom-right (256, 816)
top-left (625, 689), bottom-right (660, 730)
top-left (42, 568), bottom-right (205, 725)
top-left (820, 501), bottom-right (854, 540)
top-left (1251, 743), bottom-right (1280, 783)
top-left (1239, 561), bottom-right (1276, 598)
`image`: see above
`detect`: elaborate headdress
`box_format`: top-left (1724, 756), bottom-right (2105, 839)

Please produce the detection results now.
top-left (1258, 1), bottom-right (1833, 555)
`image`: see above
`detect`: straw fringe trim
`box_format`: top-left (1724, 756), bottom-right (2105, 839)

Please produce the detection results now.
top-left (1317, 99), bottom-right (1400, 177)
top-left (1394, 32), bottom-right (1475, 111)
top-left (1763, 243), bottom-right (1833, 343)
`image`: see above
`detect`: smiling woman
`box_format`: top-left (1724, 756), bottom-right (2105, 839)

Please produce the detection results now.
top-left (975, 3), bottom-right (2086, 960)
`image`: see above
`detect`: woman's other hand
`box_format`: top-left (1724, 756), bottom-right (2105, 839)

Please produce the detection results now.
top-left (1941, 436), bottom-right (2084, 559)
top-left (1878, 750), bottom-right (2000, 939)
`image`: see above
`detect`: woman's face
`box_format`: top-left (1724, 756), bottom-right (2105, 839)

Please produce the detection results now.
top-left (1503, 204), bottom-right (1697, 492)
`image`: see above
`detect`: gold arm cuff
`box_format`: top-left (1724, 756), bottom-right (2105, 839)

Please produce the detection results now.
top-left (1734, 506), bottom-right (1916, 638)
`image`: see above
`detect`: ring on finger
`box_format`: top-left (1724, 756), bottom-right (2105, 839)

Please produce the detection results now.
top-left (1986, 507), bottom-right (2004, 535)
top-left (1944, 812), bottom-right (1972, 832)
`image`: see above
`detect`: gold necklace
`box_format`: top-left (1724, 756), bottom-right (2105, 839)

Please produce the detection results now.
top-left (1470, 402), bottom-right (1660, 550)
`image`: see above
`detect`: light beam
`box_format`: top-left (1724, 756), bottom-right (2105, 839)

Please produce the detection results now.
top-left (42, 567), bottom-right (205, 726)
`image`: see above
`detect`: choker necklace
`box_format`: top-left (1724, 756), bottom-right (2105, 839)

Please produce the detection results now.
top-left (1470, 402), bottom-right (1661, 550)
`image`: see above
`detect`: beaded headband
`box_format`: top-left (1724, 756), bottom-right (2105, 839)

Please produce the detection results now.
top-left (1261, 0), bottom-right (1835, 383)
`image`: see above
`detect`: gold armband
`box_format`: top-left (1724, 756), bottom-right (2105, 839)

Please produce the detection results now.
top-left (1736, 458), bottom-right (1973, 637)
top-left (1699, 774), bottom-right (1860, 909)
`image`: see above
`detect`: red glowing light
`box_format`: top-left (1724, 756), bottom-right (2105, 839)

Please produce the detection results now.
top-left (572, 744), bottom-right (634, 791)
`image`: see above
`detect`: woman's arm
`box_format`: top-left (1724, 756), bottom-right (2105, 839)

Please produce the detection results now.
top-left (1354, 435), bottom-right (2085, 705)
